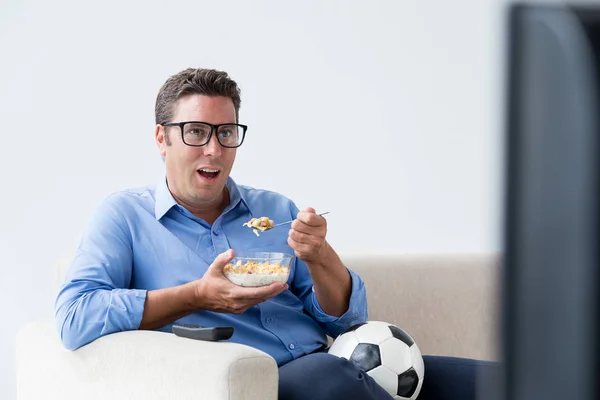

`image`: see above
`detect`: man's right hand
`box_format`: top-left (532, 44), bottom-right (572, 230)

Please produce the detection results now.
top-left (193, 249), bottom-right (289, 314)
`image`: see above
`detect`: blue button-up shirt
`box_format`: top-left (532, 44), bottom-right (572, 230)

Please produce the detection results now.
top-left (55, 176), bottom-right (368, 366)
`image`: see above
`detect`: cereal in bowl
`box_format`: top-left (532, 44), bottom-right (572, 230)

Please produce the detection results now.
top-left (224, 260), bottom-right (290, 287)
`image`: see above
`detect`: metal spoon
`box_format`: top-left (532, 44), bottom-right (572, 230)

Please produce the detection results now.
top-left (268, 211), bottom-right (330, 230)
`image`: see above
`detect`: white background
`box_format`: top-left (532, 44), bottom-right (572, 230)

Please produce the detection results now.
top-left (1, 0), bottom-right (510, 397)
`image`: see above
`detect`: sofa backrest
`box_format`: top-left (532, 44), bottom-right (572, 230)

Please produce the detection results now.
top-left (341, 253), bottom-right (501, 361)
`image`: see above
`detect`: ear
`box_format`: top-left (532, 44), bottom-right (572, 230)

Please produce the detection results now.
top-left (155, 125), bottom-right (167, 157)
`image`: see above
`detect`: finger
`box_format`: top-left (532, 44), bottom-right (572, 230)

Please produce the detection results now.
top-left (259, 283), bottom-right (289, 301)
top-left (208, 249), bottom-right (235, 272)
top-left (291, 219), bottom-right (326, 236)
top-left (233, 283), bottom-right (287, 314)
top-left (287, 236), bottom-right (315, 256)
top-left (303, 207), bottom-right (316, 213)
top-left (289, 228), bottom-right (322, 246)
top-left (295, 211), bottom-right (326, 228)
top-left (235, 282), bottom-right (288, 301)
top-left (236, 286), bottom-right (287, 306)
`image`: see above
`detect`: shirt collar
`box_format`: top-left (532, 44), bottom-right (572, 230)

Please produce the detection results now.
top-left (154, 176), bottom-right (177, 220)
top-left (154, 175), bottom-right (253, 220)
top-left (225, 176), bottom-right (254, 216)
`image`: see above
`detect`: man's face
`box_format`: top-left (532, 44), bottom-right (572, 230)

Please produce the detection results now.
top-left (155, 94), bottom-right (237, 209)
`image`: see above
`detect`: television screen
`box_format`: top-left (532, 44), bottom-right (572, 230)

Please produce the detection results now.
top-left (501, 3), bottom-right (599, 400)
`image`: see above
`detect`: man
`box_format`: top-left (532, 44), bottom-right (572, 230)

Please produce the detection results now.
top-left (56, 67), bottom-right (500, 400)
top-left (54, 67), bottom-right (393, 399)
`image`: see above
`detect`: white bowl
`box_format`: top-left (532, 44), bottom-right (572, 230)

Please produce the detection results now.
top-left (224, 252), bottom-right (293, 287)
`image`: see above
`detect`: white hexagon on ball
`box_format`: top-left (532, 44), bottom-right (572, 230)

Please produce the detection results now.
top-left (368, 365), bottom-right (399, 396)
top-left (326, 330), bottom-right (359, 360)
top-left (379, 337), bottom-right (412, 375)
top-left (354, 321), bottom-right (393, 345)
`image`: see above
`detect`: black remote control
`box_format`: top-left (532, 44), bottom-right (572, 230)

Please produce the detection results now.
top-left (172, 324), bottom-right (234, 341)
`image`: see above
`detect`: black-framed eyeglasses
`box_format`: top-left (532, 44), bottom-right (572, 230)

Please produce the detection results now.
top-left (162, 121), bottom-right (247, 148)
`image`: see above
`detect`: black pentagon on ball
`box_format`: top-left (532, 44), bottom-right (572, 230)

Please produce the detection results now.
top-left (397, 368), bottom-right (419, 398)
top-left (343, 323), bottom-right (367, 334)
top-left (349, 343), bottom-right (381, 372)
top-left (389, 325), bottom-right (414, 347)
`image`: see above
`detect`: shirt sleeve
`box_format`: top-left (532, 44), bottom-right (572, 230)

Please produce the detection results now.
top-left (287, 202), bottom-right (368, 338)
top-left (54, 195), bottom-right (147, 351)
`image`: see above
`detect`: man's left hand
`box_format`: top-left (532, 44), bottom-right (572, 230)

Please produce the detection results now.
top-left (287, 207), bottom-right (327, 263)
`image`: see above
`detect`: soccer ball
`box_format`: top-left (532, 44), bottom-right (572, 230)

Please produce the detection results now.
top-left (328, 321), bottom-right (424, 400)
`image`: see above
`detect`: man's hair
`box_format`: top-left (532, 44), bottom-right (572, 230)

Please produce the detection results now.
top-left (155, 67), bottom-right (242, 128)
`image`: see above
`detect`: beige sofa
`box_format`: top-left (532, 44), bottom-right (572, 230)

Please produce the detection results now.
top-left (15, 254), bottom-right (501, 400)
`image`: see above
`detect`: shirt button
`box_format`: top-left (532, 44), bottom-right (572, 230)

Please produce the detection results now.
top-left (265, 317), bottom-right (273, 324)
top-left (289, 343), bottom-right (295, 350)
top-left (213, 230), bottom-right (220, 236)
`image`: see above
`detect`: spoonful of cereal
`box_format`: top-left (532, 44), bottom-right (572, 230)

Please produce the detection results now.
top-left (243, 212), bottom-right (330, 236)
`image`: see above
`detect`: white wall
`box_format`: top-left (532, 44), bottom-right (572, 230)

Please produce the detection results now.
top-left (0, 0), bottom-right (507, 397)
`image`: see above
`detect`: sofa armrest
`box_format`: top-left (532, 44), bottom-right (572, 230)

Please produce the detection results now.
top-left (15, 320), bottom-right (278, 400)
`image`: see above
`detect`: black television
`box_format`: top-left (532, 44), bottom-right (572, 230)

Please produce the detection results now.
top-left (501, 2), bottom-right (599, 400)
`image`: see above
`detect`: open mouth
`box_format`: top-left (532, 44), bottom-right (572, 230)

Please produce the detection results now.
top-left (197, 167), bottom-right (221, 181)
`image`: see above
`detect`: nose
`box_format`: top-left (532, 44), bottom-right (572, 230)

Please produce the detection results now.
top-left (203, 132), bottom-right (222, 158)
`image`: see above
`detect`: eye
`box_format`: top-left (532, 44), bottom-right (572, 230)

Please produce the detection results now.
top-left (184, 124), bottom-right (210, 137)
top-left (219, 129), bottom-right (232, 138)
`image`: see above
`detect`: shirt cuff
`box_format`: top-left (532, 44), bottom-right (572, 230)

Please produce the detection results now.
top-left (101, 289), bottom-right (148, 334)
top-left (309, 267), bottom-right (366, 323)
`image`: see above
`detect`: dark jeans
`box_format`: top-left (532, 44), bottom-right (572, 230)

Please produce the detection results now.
top-left (278, 353), bottom-right (500, 400)
top-left (419, 356), bottom-right (500, 400)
